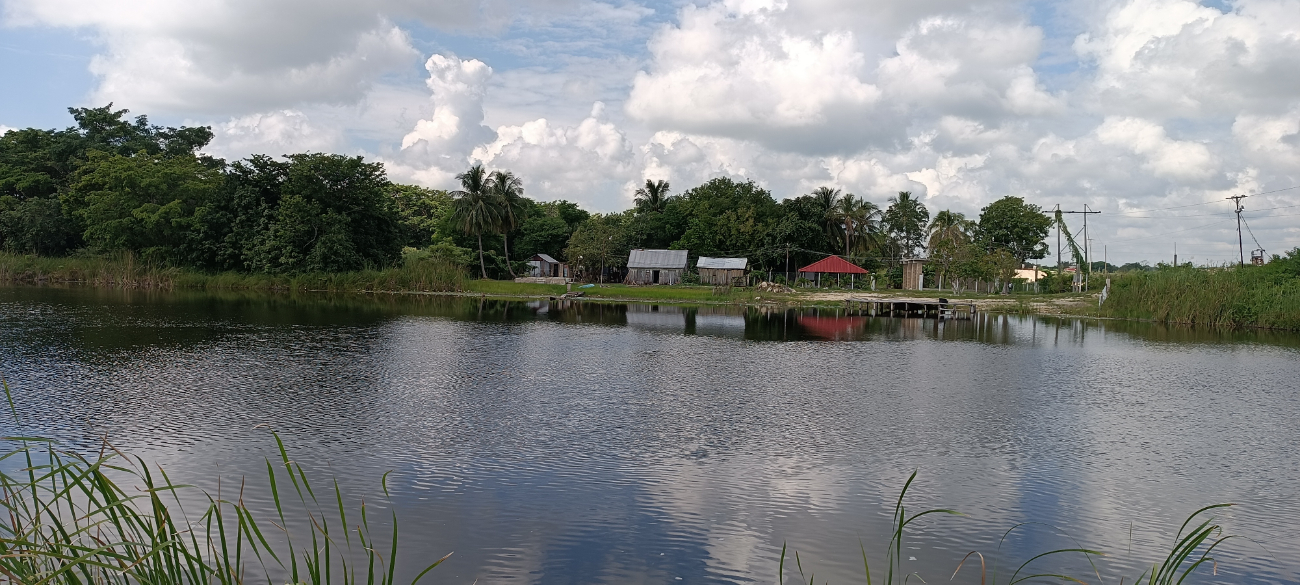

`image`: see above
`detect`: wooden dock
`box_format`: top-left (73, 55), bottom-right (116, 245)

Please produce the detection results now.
top-left (843, 297), bottom-right (977, 319)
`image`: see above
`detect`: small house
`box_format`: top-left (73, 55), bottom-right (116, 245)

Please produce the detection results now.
top-left (527, 253), bottom-right (568, 279)
top-left (625, 249), bottom-right (688, 285)
top-left (697, 257), bottom-right (748, 285)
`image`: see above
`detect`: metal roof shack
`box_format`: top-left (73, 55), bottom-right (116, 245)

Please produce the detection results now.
top-left (696, 256), bottom-right (748, 286)
top-left (626, 249), bottom-right (688, 285)
top-left (797, 256), bottom-right (868, 274)
top-left (696, 257), bottom-right (747, 270)
top-left (627, 249), bottom-right (688, 269)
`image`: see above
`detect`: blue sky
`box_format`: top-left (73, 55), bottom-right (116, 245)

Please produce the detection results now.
top-left (2, 0), bottom-right (1298, 264)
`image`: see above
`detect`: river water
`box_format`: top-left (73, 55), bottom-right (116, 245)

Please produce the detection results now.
top-left (2, 286), bottom-right (1298, 584)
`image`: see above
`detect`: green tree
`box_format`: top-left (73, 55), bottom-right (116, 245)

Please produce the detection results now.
top-left (390, 184), bottom-right (452, 247)
top-left (565, 213), bottom-right (630, 281)
top-left (0, 104), bottom-right (215, 256)
top-left (834, 193), bottom-right (882, 257)
top-left (634, 179), bottom-right (671, 214)
top-left (672, 177), bottom-right (780, 259)
top-left (926, 210), bottom-right (976, 289)
top-left (489, 169), bottom-right (526, 278)
top-left (809, 186), bottom-right (843, 246)
top-left (450, 164), bottom-right (498, 279)
top-left (63, 151), bottom-right (223, 262)
top-left (515, 200), bottom-right (588, 261)
top-left (242, 154), bottom-right (402, 273)
top-left (882, 191), bottom-right (930, 259)
top-left (977, 196), bottom-right (1052, 264)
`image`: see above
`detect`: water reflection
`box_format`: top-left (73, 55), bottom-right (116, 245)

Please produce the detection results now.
top-left (2, 286), bottom-right (1299, 584)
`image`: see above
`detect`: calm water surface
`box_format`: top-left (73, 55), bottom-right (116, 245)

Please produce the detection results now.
top-left (2, 286), bottom-right (1298, 584)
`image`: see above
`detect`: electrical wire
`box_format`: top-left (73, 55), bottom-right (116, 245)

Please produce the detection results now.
top-left (1105, 218), bottom-right (1234, 244)
top-left (1241, 215), bottom-right (1264, 251)
top-left (1112, 184), bottom-right (1299, 215)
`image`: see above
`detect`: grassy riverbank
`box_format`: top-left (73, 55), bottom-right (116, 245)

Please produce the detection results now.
top-left (0, 252), bottom-right (467, 293)
top-left (10, 252), bottom-right (1300, 330)
top-left (1100, 251), bottom-right (1300, 330)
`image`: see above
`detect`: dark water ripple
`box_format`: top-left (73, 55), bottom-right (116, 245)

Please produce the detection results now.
top-left (1, 287), bottom-right (1298, 584)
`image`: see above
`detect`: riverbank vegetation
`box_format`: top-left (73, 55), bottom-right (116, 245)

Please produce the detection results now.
top-left (1100, 249), bottom-right (1300, 330)
top-left (0, 385), bottom-right (450, 584)
top-left (6, 105), bottom-right (1298, 328)
top-left (2, 105), bottom-right (1053, 291)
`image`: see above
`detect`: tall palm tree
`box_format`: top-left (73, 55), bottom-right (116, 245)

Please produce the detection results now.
top-left (883, 191), bottom-right (930, 259)
top-left (834, 194), bottom-right (882, 257)
top-left (926, 209), bottom-right (976, 291)
top-left (634, 179), bottom-right (671, 213)
top-left (490, 169), bottom-right (526, 278)
top-left (450, 163), bottom-right (498, 279)
top-left (811, 186), bottom-right (843, 246)
top-left (927, 209), bottom-right (975, 250)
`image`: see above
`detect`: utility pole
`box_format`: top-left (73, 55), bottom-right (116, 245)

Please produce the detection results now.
top-left (1054, 204), bottom-right (1061, 271)
top-left (1227, 194), bottom-right (1247, 267)
top-left (1054, 206), bottom-right (1100, 290)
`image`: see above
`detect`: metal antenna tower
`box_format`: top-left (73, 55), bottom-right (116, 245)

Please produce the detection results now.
top-left (1227, 194), bottom-right (1247, 267)
top-left (1058, 206), bottom-right (1101, 290)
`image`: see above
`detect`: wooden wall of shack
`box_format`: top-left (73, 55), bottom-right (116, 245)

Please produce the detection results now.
top-left (625, 268), bottom-right (683, 285)
top-left (698, 268), bottom-right (746, 285)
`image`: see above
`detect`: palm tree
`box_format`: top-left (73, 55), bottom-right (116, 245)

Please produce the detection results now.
top-left (926, 209), bottom-right (976, 291)
top-left (450, 163), bottom-right (498, 279)
top-left (834, 194), bottom-right (882, 257)
top-left (490, 169), bottom-right (526, 278)
top-left (634, 179), bottom-right (671, 213)
top-left (927, 209), bottom-right (975, 250)
top-left (811, 186), bottom-right (843, 246)
top-left (883, 191), bottom-right (930, 259)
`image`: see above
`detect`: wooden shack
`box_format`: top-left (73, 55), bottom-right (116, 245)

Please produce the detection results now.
top-left (527, 253), bottom-right (568, 278)
top-left (902, 258), bottom-right (926, 290)
top-left (696, 256), bottom-right (748, 285)
top-left (625, 249), bottom-right (688, 284)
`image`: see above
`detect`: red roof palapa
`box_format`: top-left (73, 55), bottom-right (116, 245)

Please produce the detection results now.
top-left (797, 255), bottom-right (868, 274)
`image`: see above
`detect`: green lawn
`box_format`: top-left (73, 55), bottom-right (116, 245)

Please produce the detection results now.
top-left (463, 280), bottom-right (763, 303)
top-left (460, 278), bottom-right (1098, 307)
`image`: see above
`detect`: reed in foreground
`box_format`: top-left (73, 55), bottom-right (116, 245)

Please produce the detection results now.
top-left (0, 385), bottom-right (449, 584)
top-left (782, 471), bottom-right (1246, 585)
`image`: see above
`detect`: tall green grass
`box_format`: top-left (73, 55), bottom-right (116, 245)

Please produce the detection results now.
top-left (0, 252), bottom-right (467, 294)
top-left (1101, 257), bottom-right (1300, 330)
top-left (782, 470), bottom-right (1244, 585)
top-left (0, 383), bottom-right (450, 584)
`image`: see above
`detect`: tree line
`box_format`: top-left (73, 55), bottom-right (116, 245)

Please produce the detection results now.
top-left (1, 105), bottom-right (1055, 288)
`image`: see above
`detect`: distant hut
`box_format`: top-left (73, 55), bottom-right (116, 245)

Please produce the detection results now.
top-left (902, 258), bottom-right (926, 290)
top-left (798, 255), bottom-right (868, 288)
top-left (626, 249), bottom-right (688, 285)
top-left (696, 257), bottom-right (748, 286)
top-left (527, 253), bottom-right (568, 279)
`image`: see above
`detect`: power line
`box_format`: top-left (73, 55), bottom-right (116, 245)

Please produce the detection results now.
top-left (1118, 202), bottom-right (1300, 219)
top-left (1252, 184), bottom-right (1300, 196)
top-left (1106, 218), bottom-right (1233, 243)
top-left (1112, 184), bottom-right (1299, 215)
